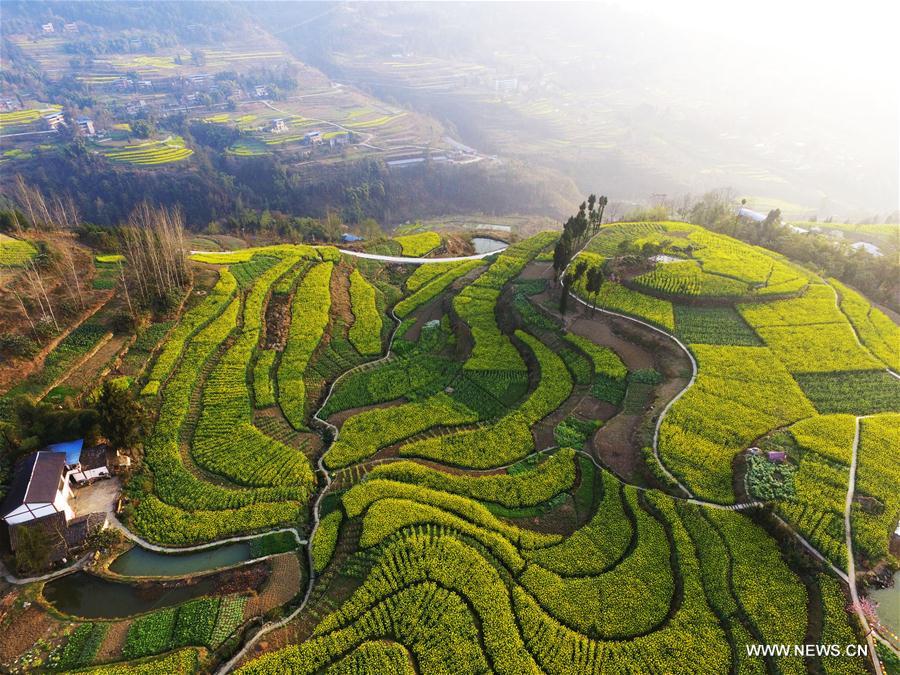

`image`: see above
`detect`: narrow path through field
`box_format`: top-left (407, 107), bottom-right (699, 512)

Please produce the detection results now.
top-left (190, 247), bottom-right (507, 265)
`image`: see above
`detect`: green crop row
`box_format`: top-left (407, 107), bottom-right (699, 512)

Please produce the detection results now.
top-left (454, 285), bottom-right (525, 371)
top-left (321, 347), bottom-right (459, 417)
top-left (526, 470), bottom-right (630, 574)
top-left (132, 495), bottom-right (301, 546)
top-left (405, 261), bottom-right (461, 291)
top-left (253, 350), bottom-right (277, 408)
top-left (367, 448), bottom-right (576, 509)
top-left (563, 332), bottom-right (627, 380)
top-left (794, 370), bottom-right (900, 415)
top-left (673, 304), bottom-right (762, 346)
top-left (348, 269), bottom-right (382, 356)
top-left (394, 260), bottom-right (481, 318)
top-left (278, 263), bottom-right (333, 429)
top-left (312, 510), bottom-right (343, 572)
top-left (123, 597), bottom-right (222, 660)
top-left (633, 260), bottom-right (751, 297)
top-left (79, 649), bottom-right (199, 674)
top-left (397, 331), bottom-right (571, 468)
top-left (0, 233), bottom-right (37, 266)
top-left (451, 233), bottom-right (557, 372)
top-left (519, 488), bottom-right (672, 637)
top-left (146, 269), bottom-right (238, 390)
top-left (707, 508), bottom-right (809, 675)
top-left (571, 266), bottom-right (675, 330)
top-left (514, 492), bottom-right (729, 674)
top-left (56, 623), bottom-right (108, 670)
top-left (238, 555), bottom-right (488, 674)
top-left (192, 255), bottom-right (315, 489)
top-left (324, 393), bottom-right (477, 469)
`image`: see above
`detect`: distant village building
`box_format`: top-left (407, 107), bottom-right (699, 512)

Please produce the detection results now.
top-left (41, 22), bottom-right (55, 34)
top-left (137, 80), bottom-right (153, 90)
top-left (494, 77), bottom-right (518, 93)
top-left (76, 117), bottom-right (95, 136)
top-left (270, 118), bottom-right (287, 133)
top-left (304, 130), bottom-right (322, 145)
top-left (341, 233), bottom-right (364, 243)
top-left (43, 111), bottom-right (66, 130)
top-left (1, 443), bottom-right (111, 568)
top-left (737, 206), bottom-right (767, 223)
top-left (63, 22), bottom-right (78, 33)
top-left (850, 241), bottom-right (883, 257)
top-left (329, 132), bottom-right (349, 148)
top-left (254, 85), bottom-right (269, 98)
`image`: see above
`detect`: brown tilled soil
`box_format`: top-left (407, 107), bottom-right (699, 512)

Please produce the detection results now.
top-left (56, 333), bottom-right (128, 392)
top-left (264, 293), bottom-right (291, 350)
top-left (244, 553), bottom-right (303, 619)
top-left (592, 413), bottom-right (643, 482)
top-left (95, 619), bottom-right (131, 663)
top-left (524, 262), bottom-right (692, 485)
top-left (400, 295), bottom-right (445, 342)
top-left (0, 605), bottom-right (54, 664)
top-left (330, 262), bottom-right (354, 327)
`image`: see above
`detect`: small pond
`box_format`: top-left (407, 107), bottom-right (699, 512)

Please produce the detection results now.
top-left (472, 237), bottom-right (507, 254)
top-left (109, 541), bottom-right (253, 577)
top-left (871, 571), bottom-right (900, 638)
top-left (43, 572), bottom-right (219, 619)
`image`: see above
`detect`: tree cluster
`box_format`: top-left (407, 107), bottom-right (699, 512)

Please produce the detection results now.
top-left (552, 194), bottom-right (607, 281)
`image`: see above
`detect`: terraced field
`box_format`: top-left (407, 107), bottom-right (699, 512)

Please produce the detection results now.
top-left (99, 135), bottom-right (194, 166)
top-left (0, 233), bottom-right (38, 266)
top-left (9, 224), bottom-right (897, 673)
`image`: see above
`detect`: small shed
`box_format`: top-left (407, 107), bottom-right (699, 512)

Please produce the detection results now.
top-left (9, 511), bottom-right (107, 564)
top-left (767, 451), bottom-right (787, 464)
top-left (341, 233), bottom-right (364, 243)
top-left (47, 439), bottom-right (84, 468)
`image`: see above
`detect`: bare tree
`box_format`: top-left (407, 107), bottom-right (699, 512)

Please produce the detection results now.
top-left (119, 203), bottom-right (188, 311)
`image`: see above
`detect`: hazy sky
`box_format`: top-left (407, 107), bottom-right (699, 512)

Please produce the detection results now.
top-left (615, 0), bottom-right (898, 88)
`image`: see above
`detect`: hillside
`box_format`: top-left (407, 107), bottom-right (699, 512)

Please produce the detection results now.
top-left (1, 221), bottom-right (896, 673)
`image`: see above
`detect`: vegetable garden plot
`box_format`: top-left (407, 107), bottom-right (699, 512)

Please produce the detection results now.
top-left (673, 304), bottom-right (761, 346)
top-left (794, 370), bottom-right (900, 415)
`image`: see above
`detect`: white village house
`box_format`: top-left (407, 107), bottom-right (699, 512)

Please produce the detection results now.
top-left (1, 451), bottom-right (74, 525)
top-left (1, 441), bottom-right (111, 566)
